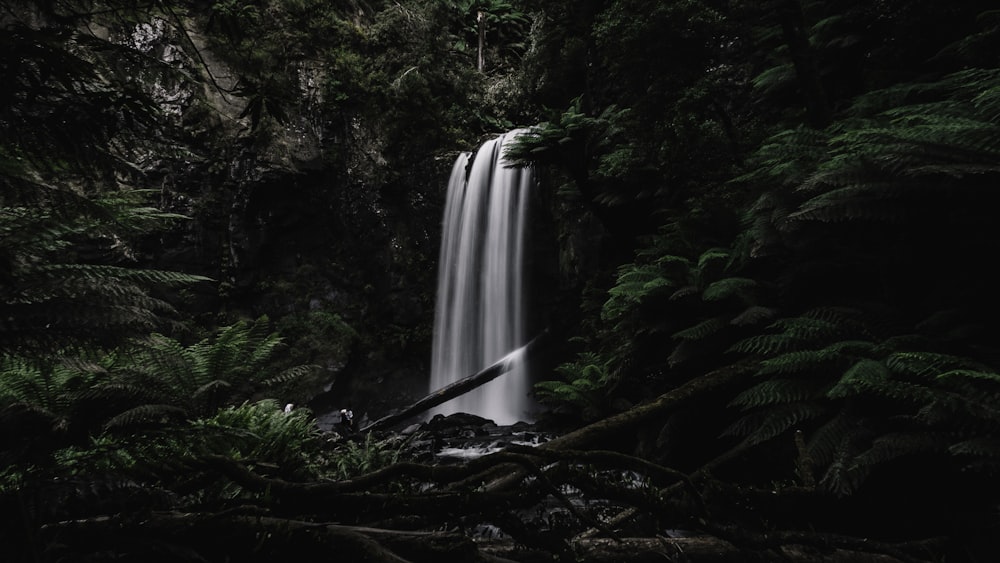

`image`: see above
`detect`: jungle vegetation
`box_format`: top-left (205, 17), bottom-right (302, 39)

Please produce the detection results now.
top-left (3, 0), bottom-right (1000, 561)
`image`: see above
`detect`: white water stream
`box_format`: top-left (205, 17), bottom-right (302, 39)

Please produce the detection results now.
top-left (428, 131), bottom-right (534, 425)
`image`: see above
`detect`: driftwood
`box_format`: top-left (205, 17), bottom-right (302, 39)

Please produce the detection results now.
top-left (360, 330), bottom-right (551, 433)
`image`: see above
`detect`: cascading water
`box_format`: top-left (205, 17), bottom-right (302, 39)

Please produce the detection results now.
top-left (429, 130), bottom-right (534, 425)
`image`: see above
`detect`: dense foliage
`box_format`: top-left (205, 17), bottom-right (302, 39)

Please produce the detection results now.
top-left (4, 0), bottom-right (1000, 561)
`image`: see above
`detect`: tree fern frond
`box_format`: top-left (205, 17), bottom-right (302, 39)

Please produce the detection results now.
top-left (667, 340), bottom-right (699, 367)
top-left (730, 306), bottom-right (779, 327)
top-left (730, 378), bottom-right (827, 408)
top-left (672, 316), bottom-right (727, 342)
top-left (260, 364), bottom-right (319, 387)
top-left (696, 247), bottom-right (732, 281)
top-left (728, 332), bottom-right (804, 356)
top-left (753, 340), bottom-right (875, 377)
top-left (751, 62), bottom-right (796, 97)
top-left (670, 285), bottom-right (700, 301)
top-left (103, 404), bottom-right (187, 430)
top-left (771, 316), bottom-right (846, 341)
top-left (936, 369), bottom-right (1000, 386)
top-left (806, 411), bottom-right (860, 468)
top-left (603, 264), bottom-right (674, 318)
top-left (193, 379), bottom-right (232, 398)
top-left (844, 432), bottom-right (953, 491)
top-left (740, 402), bottom-right (830, 447)
top-left (820, 435), bottom-right (867, 497)
top-left (886, 351), bottom-right (989, 379)
top-left (654, 254), bottom-right (693, 273)
top-left (729, 316), bottom-right (841, 356)
top-left (720, 409), bottom-right (769, 438)
top-left (701, 277), bottom-right (758, 302)
top-left (33, 264), bottom-right (212, 286)
top-left (826, 359), bottom-right (889, 399)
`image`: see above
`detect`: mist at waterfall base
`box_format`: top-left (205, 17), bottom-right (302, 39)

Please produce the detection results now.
top-left (428, 131), bottom-right (537, 426)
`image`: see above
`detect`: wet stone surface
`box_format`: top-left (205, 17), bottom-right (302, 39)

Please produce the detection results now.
top-left (397, 412), bottom-right (552, 464)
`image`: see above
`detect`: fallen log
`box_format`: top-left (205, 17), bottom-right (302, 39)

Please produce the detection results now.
top-left (360, 330), bottom-right (551, 433)
top-left (41, 511), bottom-right (515, 563)
top-left (446, 360), bottom-right (755, 492)
top-left (480, 535), bottom-right (923, 563)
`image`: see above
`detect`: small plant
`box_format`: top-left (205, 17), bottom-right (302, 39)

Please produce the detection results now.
top-left (535, 351), bottom-right (617, 421)
top-left (331, 433), bottom-right (403, 480)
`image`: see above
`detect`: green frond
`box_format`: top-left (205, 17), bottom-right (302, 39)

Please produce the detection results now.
top-left (827, 432), bottom-right (953, 495)
top-left (886, 351), bottom-right (989, 379)
top-left (821, 437), bottom-right (863, 497)
top-left (758, 340), bottom-right (877, 377)
top-left (828, 359), bottom-right (940, 405)
top-left (826, 359), bottom-right (889, 399)
top-left (669, 285), bottom-right (700, 301)
top-left (719, 408), bottom-right (770, 440)
top-left (701, 277), bottom-right (758, 302)
top-left (103, 404), bottom-right (187, 430)
top-left (696, 247), bottom-right (732, 281)
top-left (730, 378), bottom-right (827, 408)
top-left (739, 402), bottom-right (830, 447)
top-left (654, 254), bottom-right (693, 273)
top-left (261, 364), bottom-right (319, 387)
top-left (603, 264), bottom-right (674, 319)
top-left (775, 315), bottom-right (851, 340)
top-left (35, 264), bottom-right (213, 286)
top-left (193, 379), bottom-right (233, 399)
top-left (729, 315), bottom-right (844, 356)
top-left (751, 62), bottom-right (796, 97)
top-left (672, 316), bottom-right (727, 342)
top-left (806, 411), bottom-right (860, 468)
top-left (936, 369), bottom-right (1000, 386)
top-left (728, 332), bottom-right (804, 356)
top-left (729, 306), bottom-right (779, 327)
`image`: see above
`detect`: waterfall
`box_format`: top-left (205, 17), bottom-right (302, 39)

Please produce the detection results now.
top-left (429, 130), bottom-right (534, 425)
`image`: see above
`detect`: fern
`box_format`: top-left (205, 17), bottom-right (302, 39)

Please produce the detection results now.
top-left (331, 432), bottom-right (404, 481)
top-left (671, 316), bottom-right (728, 342)
top-left (90, 318), bottom-right (318, 423)
top-left (825, 359), bottom-right (890, 399)
top-left (701, 277), bottom-right (758, 302)
top-left (739, 402), bottom-right (830, 448)
top-left (730, 379), bottom-right (828, 408)
top-left (535, 351), bottom-right (617, 420)
top-left (755, 341), bottom-right (875, 377)
top-left (827, 432), bottom-right (952, 496)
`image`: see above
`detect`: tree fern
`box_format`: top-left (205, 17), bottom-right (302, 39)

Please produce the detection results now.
top-left (89, 318), bottom-right (318, 423)
top-left (535, 351), bottom-right (617, 421)
top-left (823, 432), bottom-right (953, 497)
top-left (737, 402), bottom-right (830, 448)
top-left (671, 317), bottom-right (728, 342)
top-left (755, 341), bottom-right (875, 377)
top-left (701, 277), bottom-right (758, 303)
top-left (730, 378), bottom-right (828, 409)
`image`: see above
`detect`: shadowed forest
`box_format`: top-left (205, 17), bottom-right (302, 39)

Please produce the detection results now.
top-left (3, 1), bottom-right (1000, 561)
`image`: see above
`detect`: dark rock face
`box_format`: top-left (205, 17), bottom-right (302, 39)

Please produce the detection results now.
top-left (108, 12), bottom-right (447, 418)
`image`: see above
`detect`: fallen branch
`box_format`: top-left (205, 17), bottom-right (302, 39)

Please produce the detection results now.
top-left (446, 360), bottom-right (755, 493)
top-left (361, 330), bottom-right (551, 433)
